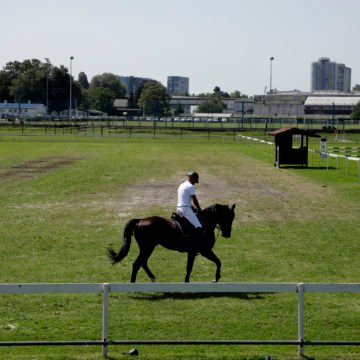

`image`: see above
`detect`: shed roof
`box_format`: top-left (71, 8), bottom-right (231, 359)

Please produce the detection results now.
top-left (305, 96), bottom-right (360, 106)
top-left (269, 127), bottom-right (320, 137)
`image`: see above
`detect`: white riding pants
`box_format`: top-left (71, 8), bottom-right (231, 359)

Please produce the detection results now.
top-left (176, 206), bottom-right (202, 228)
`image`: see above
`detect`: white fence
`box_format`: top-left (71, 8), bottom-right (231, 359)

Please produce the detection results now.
top-left (0, 282), bottom-right (359, 358)
top-left (237, 134), bottom-right (360, 178)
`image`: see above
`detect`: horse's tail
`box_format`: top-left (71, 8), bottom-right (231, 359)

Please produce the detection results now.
top-left (107, 219), bottom-right (139, 265)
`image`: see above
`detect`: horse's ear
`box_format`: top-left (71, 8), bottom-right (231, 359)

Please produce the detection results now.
top-left (231, 204), bottom-right (236, 210)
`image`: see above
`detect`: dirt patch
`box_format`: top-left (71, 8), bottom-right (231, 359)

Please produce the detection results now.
top-left (95, 169), bottom-right (339, 224)
top-left (0, 156), bottom-right (83, 180)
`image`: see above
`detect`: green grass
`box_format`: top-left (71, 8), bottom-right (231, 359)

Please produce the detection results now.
top-left (0, 134), bottom-right (359, 359)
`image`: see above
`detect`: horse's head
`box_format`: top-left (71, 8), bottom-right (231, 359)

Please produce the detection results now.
top-left (214, 203), bottom-right (236, 238)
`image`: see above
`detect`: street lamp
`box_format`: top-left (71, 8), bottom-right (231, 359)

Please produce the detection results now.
top-left (69, 56), bottom-right (74, 119)
top-left (269, 57), bottom-right (274, 95)
top-left (45, 58), bottom-right (50, 116)
top-left (269, 57), bottom-right (274, 125)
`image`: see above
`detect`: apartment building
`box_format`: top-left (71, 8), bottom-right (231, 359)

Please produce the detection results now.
top-left (311, 57), bottom-right (351, 92)
top-left (167, 76), bottom-right (189, 96)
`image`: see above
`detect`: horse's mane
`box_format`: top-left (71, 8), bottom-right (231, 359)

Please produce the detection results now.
top-left (202, 204), bottom-right (226, 213)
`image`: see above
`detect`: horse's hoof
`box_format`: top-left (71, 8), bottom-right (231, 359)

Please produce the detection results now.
top-left (150, 278), bottom-right (156, 283)
top-left (212, 279), bottom-right (219, 283)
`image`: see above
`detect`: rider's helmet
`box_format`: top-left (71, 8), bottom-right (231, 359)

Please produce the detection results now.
top-left (188, 171), bottom-right (199, 183)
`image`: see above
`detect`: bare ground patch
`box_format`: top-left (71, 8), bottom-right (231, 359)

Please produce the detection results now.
top-left (90, 168), bottom-right (344, 225)
top-left (0, 156), bottom-right (83, 180)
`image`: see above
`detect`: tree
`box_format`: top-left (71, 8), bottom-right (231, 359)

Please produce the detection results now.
top-left (196, 96), bottom-right (224, 113)
top-left (78, 72), bottom-right (90, 89)
top-left (213, 86), bottom-right (230, 98)
top-left (230, 90), bottom-right (241, 98)
top-left (90, 73), bottom-right (126, 98)
top-left (351, 101), bottom-right (360, 120)
top-left (0, 59), bottom-right (82, 114)
top-left (352, 84), bottom-right (360, 92)
top-left (230, 90), bottom-right (248, 98)
top-left (87, 87), bottom-right (116, 114)
top-left (4, 59), bottom-right (44, 103)
top-left (0, 71), bottom-right (12, 100)
top-left (137, 82), bottom-right (170, 116)
top-left (196, 87), bottom-right (225, 113)
top-left (49, 65), bottom-right (81, 113)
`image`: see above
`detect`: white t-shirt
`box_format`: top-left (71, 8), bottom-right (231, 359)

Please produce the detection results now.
top-left (177, 180), bottom-right (195, 207)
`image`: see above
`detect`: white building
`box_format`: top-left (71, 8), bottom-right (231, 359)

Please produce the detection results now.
top-left (0, 102), bottom-right (46, 118)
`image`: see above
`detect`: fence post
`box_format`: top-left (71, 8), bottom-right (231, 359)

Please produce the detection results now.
top-left (298, 283), bottom-right (305, 357)
top-left (102, 283), bottom-right (110, 359)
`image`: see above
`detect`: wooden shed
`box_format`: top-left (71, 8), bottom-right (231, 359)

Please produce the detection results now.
top-left (269, 127), bottom-right (319, 168)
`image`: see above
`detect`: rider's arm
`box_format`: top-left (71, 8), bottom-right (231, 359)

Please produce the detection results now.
top-left (191, 195), bottom-right (201, 212)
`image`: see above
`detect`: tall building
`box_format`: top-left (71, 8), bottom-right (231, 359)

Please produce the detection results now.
top-left (120, 76), bottom-right (156, 97)
top-left (167, 76), bottom-right (189, 96)
top-left (311, 57), bottom-right (351, 92)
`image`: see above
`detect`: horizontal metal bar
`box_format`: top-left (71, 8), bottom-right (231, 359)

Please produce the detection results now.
top-left (1, 283), bottom-right (360, 295)
top-left (108, 339), bottom-right (301, 345)
top-left (303, 341), bottom-right (360, 346)
top-left (1, 339), bottom-right (359, 347)
top-left (303, 283), bottom-right (360, 293)
top-left (0, 283), bottom-right (103, 294)
top-left (0, 340), bottom-right (103, 347)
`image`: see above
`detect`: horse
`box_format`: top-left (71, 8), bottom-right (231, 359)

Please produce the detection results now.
top-left (107, 203), bottom-right (235, 283)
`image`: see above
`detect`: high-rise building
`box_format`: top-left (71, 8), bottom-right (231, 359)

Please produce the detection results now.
top-left (167, 76), bottom-right (189, 96)
top-left (120, 76), bottom-right (156, 97)
top-left (311, 57), bottom-right (351, 92)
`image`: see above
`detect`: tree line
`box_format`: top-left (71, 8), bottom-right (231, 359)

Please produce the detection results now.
top-left (0, 59), bottom-right (248, 117)
top-left (0, 59), bottom-right (128, 115)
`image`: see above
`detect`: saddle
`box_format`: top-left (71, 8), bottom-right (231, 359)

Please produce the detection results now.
top-left (171, 213), bottom-right (193, 237)
top-left (171, 213), bottom-right (204, 238)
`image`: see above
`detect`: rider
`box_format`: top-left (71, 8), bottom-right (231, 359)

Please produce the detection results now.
top-left (176, 171), bottom-right (202, 242)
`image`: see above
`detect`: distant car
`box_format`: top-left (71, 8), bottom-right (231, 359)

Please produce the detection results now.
top-left (322, 125), bottom-right (337, 133)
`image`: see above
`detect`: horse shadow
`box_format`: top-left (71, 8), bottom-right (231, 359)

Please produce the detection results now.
top-left (126, 292), bottom-right (264, 301)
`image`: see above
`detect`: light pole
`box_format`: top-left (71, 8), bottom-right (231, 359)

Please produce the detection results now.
top-left (269, 56), bottom-right (274, 95)
top-left (269, 57), bottom-right (274, 125)
top-left (69, 56), bottom-right (74, 119)
top-left (45, 58), bottom-right (50, 116)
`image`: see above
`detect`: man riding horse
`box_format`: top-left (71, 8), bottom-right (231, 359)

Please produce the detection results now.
top-left (176, 171), bottom-right (203, 244)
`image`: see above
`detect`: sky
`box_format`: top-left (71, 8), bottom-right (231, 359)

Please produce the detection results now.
top-left (2, 0), bottom-right (360, 96)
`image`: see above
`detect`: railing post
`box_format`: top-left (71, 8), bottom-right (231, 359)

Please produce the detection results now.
top-left (102, 283), bottom-right (110, 359)
top-left (298, 283), bottom-right (304, 357)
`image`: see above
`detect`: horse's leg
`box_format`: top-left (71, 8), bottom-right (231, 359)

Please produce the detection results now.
top-left (131, 248), bottom-right (155, 283)
top-left (142, 261), bottom-right (156, 282)
top-left (131, 255), bottom-right (142, 283)
top-left (185, 252), bottom-right (196, 283)
top-left (201, 250), bottom-right (222, 282)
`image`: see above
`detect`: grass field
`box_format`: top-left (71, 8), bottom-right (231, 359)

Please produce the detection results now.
top-left (0, 134), bottom-right (359, 360)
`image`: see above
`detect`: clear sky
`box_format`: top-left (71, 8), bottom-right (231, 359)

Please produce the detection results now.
top-left (2, 0), bottom-right (360, 96)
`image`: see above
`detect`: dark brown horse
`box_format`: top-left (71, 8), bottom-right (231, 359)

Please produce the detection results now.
top-left (107, 203), bottom-right (235, 282)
